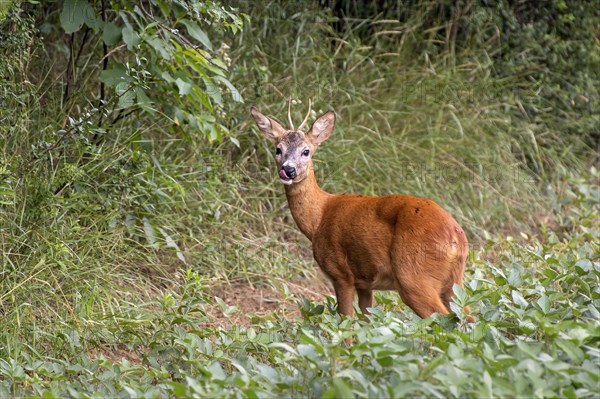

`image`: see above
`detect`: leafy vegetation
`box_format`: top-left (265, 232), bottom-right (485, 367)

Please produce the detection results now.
top-left (0, 0), bottom-right (598, 397)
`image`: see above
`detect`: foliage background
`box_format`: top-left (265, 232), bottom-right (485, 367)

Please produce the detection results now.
top-left (0, 0), bottom-right (598, 397)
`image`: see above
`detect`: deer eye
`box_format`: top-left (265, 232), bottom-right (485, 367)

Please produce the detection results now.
top-left (275, 147), bottom-right (282, 155)
top-left (302, 149), bottom-right (310, 157)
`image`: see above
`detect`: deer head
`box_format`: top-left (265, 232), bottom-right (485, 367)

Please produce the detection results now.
top-left (250, 101), bottom-right (335, 185)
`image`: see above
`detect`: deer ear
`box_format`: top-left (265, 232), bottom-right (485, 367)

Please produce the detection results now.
top-left (309, 111), bottom-right (335, 145)
top-left (250, 106), bottom-right (285, 144)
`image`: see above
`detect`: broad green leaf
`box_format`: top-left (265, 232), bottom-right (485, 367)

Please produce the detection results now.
top-left (60, 0), bottom-right (94, 33)
top-left (322, 379), bottom-right (355, 399)
top-left (207, 361), bottom-right (226, 380)
top-left (575, 259), bottom-right (592, 274)
top-left (208, 124), bottom-right (219, 142)
top-left (204, 80), bottom-right (222, 105)
top-left (482, 370), bottom-right (493, 397)
top-left (334, 370), bottom-right (369, 391)
top-left (145, 36), bottom-right (172, 60)
top-left (167, 382), bottom-right (187, 397)
top-left (143, 217), bottom-right (158, 249)
top-left (103, 22), bottom-right (121, 46)
top-left (537, 295), bottom-right (550, 314)
top-left (511, 290), bottom-right (528, 308)
top-left (268, 342), bottom-right (297, 355)
top-left (122, 26), bottom-right (140, 50)
top-left (161, 70), bottom-right (175, 83)
top-left (175, 78), bottom-right (193, 96)
top-left (115, 82), bottom-right (135, 109)
top-left (214, 76), bottom-right (243, 103)
top-left (135, 87), bottom-right (153, 111)
top-left (157, 227), bottom-right (186, 263)
top-left (254, 362), bottom-right (278, 381)
top-left (556, 338), bottom-right (584, 363)
top-left (587, 303), bottom-right (600, 320)
top-left (99, 63), bottom-right (128, 87)
top-left (420, 355), bottom-right (445, 379)
top-left (507, 269), bottom-right (523, 287)
top-left (215, 297), bottom-right (237, 315)
top-left (452, 284), bottom-right (468, 304)
top-left (180, 19), bottom-right (213, 51)
top-left (516, 341), bottom-right (542, 359)
top-left (82, 2), bottom-right (99, 29)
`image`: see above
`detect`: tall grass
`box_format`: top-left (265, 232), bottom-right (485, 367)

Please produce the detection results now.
top-left (228, 1), bottom-right (596, 239)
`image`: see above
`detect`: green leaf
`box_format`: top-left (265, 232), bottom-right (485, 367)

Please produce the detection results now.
top-left (143, 217), bottom-right (158, 249)
top-left (452, 284), bottom-right (468, 304)
top-left (145, 36), bottom-right (172, 60)
top-left (157, 227), bottom-right (186, 263)
top-left (99, 63), bottom-right (128, 87)
top-left (215, 297), bottom-right (237, 315)
top-left (207, 361), bottom-right (226, 380)
top-left (556, 338), bottom-right (584, 363)
top-left (60, 0), bottom-right (91, 33)
top-left (203, 80), bottom-right (222, 106)
top-left (122, 26), bottom-right (140, 50)
top-left (116, 82), bottom-right (135, 109)
top-left (482, 370), bottom-right (493, 398)
top-left (180, 19), bottom-right (213, 51)
top-left (511, 290), bottom-right (528, 308)
top-left (82, 2), bottom-right (99, 29)
top-left (254, 362), bottom-right (278, 381)
top-left (420, 355), bottom-right (445, 379)
top-left (175, 78), bottom-right (193, 96)
top-left (537, 295), bottom-right (550, 314)
top-left (516, 341), bottom-right (542, 359)
top-left (135, 87), bottom-right (153, 109)
top-left (214, 76), bottom-right (243, 103)
top-left (167, 381), bottom-right (187, 397)
top-left (322, 379), bottom-right (355, 399)
top-left (575, 259), bottom-right (592, 274)
top-left (507, 269), bottom-right (523, 287)
top-left (103, 22), bottom-right (121, 46)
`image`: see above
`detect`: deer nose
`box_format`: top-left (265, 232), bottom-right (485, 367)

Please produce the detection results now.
top-left (283, 165), bottom-right (297, 179)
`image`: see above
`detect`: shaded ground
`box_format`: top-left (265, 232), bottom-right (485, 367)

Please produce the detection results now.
top-left (90, 273), bottom-right (335, 364)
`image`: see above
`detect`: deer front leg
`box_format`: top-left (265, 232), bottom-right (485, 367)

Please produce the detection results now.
top-left (332, 279), bottom-right (356, 347)
top-left (332, 280), bottom-right (355, 317)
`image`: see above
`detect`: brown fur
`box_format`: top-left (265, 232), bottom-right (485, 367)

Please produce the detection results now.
top-left (251, 106), bottom-right (473, 321)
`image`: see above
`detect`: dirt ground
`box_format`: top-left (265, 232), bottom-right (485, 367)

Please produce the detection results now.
top-left (205, 274), bottom-right (335, 328)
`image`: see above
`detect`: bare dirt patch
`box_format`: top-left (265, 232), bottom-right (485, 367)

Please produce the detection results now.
top-left (203, 273), bottom-right (334, 328)
top-left (89, 345), bottom-right (144, 365)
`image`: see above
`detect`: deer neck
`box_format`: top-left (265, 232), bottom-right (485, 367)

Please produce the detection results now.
top-left (284, 163), bottom-right (330, 241)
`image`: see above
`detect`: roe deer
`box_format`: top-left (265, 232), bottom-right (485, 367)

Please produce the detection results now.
top-left (250, 101), bottom-right (473, 321)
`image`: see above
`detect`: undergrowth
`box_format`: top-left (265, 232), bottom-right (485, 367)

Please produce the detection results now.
top-left (0, 0), bottom-right (598, 397)
top-left (1, 170), bottom-right (598, 397)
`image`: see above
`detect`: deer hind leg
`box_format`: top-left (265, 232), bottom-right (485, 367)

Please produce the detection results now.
top-left (440, 281), bottom-right (455, 313)
top-left (357, 288), bottom-right (373, 315)
top-left (440, 267), bottom-right (476, 322)
top-left (391, 247), bottom-right (449, 318)
top-left (398, 280), bottom-right (450, 318)
top-left (440, 269), bottom-right (463, 312)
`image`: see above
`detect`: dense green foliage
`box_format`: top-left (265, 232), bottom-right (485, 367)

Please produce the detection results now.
top-left (0, 0), bottom-right (598, 397)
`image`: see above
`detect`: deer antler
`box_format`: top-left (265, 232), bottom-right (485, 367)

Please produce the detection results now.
top-left (287, 98), bottom-right (295, 131)
top-left (297, 99), bottom-right (312, 132)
